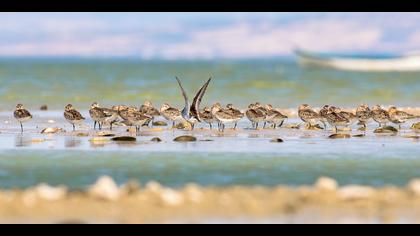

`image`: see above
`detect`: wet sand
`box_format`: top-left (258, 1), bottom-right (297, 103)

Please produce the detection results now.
top-left (1, 176), bottom-right (420, 223)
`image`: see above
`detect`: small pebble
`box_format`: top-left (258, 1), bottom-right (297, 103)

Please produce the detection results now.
top-left (315, 177), bottom-right (338, 191)
top-left (407, 179), bottom-right (420, 196)
top-left (152, 121), bottom-right (168, 126)
top-left (111, 136), bottom-right (137, 142)
top-left (329, 134), bottom-right (351, 139)
top-left (151, 137), bottom-right (162, 142)
top-left (339, 185), bottom-right (376, 200)
top-left (270, 138), bottom-right (284, 143)
top-left (174, 135), bottom-right (197, 142)
top-left (88, 176), bottom-right (120, 201)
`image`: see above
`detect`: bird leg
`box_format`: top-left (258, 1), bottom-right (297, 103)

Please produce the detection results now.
top-left (279, 120), bottom-right (285, 128)
top-left (20, 122), bottom-right (23, 133)
top-left (94, 121), bottom-right (97, 130)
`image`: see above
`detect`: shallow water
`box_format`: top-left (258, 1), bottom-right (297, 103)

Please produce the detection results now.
top-left (1, 58), bottom-right (420, 190)
top-left (0, 112), bottom-right (419, 190)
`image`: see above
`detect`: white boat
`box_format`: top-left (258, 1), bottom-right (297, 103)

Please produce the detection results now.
top-left (295, 49), bottom-right (420, 72)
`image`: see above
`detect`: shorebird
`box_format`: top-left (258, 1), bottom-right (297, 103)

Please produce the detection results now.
top-left (254, 102), bottom-right (269, 128)
top-left (14, 104), bottom-right (32, 133)
top-left (175, 77), bottom-right (212, 130)
top-left (371, 105), bottom-right (391, 127)
top-left (139, 101), bottom-right (160, 126)
top-left (225, 104), bottom-right (244, 129)
top-left (160, 103), bottom-right (182, 128)
top-left (388, 106), bottom-right (419, 129)
top-left (112, 105), bottom-right (138, 125)
top-left (246, 103), bottom-right (266, 129)
top-left (200, 106), bottom-right (216, 130)
top-left (325, 106), bottom-right (350, 133)
top-left (298, 104), bottom-right (322, 129)
top-left (212, 103), bottom-right (243, 132)
top-left (331, 106), bottom-right (357, 128)
top-left (125, 110), bottom-right (152, 132)
top-left (356, 104), bottom-right (372, 128)
top-left (319, 105), bottom-right (330, 130)
top-left (265, 104), bottom-right (288, 129)
top-left (64, 104), bottom-right (86, 131)
top-left (89, 102), bottom-right (119, 130)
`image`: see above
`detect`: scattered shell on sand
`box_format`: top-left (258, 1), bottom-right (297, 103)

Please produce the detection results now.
top-left (407, 179), bottom-right (420, 196)
top-left (40, 105), bottom-right (48, 111)
top-left (33, 184), bottom-right (68, 201)
top-left (160, 189), bottom-right (185, 207)
top-left (88, 176), bottom-right (120, 201)
top-left (329, 134), bottom-right (351, 139)
top-left (338, 185), bottom-right (376, 200)
top-left (76, 133), bottom-right (89, 137)
top-left (315, 177), bottom-right (338, 191)
top-left (184, 184), bottom-right (204, 203)
top-left (47, 120), bottom-right (55, 124)
top-left (41, 127), bottom-right (64, 134)
top-left (173, 135), bottom-right (197, 142)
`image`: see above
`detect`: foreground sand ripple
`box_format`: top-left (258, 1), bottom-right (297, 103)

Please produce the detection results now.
top-left (1, 176), bottom-right (420, 223)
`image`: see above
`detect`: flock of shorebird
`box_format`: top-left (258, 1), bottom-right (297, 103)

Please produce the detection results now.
top-left (12, 77), bottom-right (420, 133)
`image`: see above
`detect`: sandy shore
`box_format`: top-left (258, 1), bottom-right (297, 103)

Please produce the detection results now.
top-left (1, 176), bottom-right (420, 223)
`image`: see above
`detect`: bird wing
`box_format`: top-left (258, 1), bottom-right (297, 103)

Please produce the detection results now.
top-left (300, 109), bottom-right (319, 119)
top-left (70, 110), bottom-right (85, 120)
top-left (190, 77), bottom-right (212, 122)
top-left (396, 110), bottom-right (416, 119)
top-left (14, 109), bottom-right (32, 119)
top-left (102, 108), bottom-right (117, 118)
top-left (175, 77), bottom-right (190, 120)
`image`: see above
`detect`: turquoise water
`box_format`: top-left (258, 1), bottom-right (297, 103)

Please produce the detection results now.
top-left (1, 149), bottom-right (420, 190)
top-left (1, 58), bottom-right (420, 110)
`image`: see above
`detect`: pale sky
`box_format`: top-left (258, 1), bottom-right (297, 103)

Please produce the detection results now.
top-left (0, 12), bottom-right (419, 59)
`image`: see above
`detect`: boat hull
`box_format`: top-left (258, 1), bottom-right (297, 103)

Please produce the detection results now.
top-left (296, 50), bottom-right (420, 72)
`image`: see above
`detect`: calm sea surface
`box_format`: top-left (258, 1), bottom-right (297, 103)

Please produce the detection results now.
top-left (1, 58), bottom-right (420, 110)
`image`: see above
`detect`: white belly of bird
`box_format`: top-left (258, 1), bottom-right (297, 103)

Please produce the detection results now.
top-left (217, 117), bottom-right (241, 124)
top-left (17, 117), bottom-right (32, 123)
top-left (67, 119), bottom-right (84, 125)
top-left (104, 114), bottom-right (118, 123)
